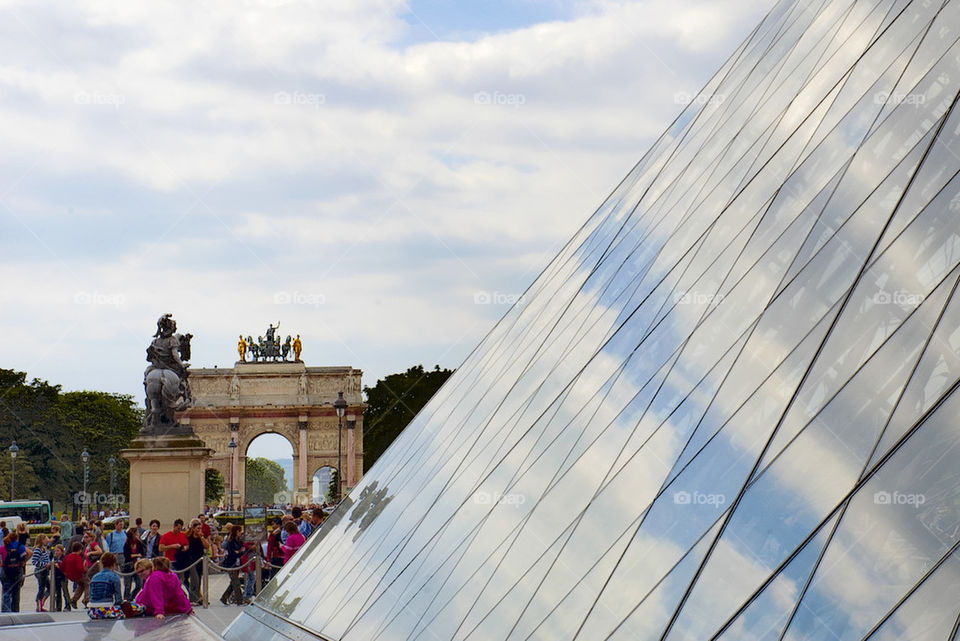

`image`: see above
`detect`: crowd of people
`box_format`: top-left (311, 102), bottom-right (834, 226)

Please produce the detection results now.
top-left (0, 504), bottom-right (330, 620)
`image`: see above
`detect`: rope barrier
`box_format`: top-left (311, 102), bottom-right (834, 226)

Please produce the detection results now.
top-left (9, 544), bottom-right (285, 610)
top-left (171, 556), bottom-right (205, 576)
top-left (206, 558), bottom-right (245, 573)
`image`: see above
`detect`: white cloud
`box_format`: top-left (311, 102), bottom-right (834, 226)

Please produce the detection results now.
top-left (0, 0), bottom-right (772, 400)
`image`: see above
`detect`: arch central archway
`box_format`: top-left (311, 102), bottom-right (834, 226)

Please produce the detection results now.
top-left (243, 433), bottom-right (295, 507)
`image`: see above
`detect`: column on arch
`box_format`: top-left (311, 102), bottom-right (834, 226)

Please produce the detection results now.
top-left (298, 417), bottom-right (309, 496)
top-left (346, 415), bottom-right (356, 488)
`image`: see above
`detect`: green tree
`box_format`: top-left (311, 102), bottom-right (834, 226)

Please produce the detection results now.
top-left (55, 390), bottom-right (142, 510)
top-left (363, 365), bottom-right (453, 470)
top-left (245, 457), bottom-right (288, 505)
top-left (205, 468), bottom-right (225, 505)
top-left (0, 369), bottom-right (142, 513)
top-left (0, 369), bottom-right (61, 501)
top-left (327, 468), bottom-right (339, 502)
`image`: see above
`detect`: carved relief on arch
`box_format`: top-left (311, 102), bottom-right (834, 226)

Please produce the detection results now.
top-left (198, 433), bottom-right (234, 455)
top-left (307, 433), bottom-right (339, 451)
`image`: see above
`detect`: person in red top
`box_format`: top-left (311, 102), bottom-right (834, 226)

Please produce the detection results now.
top-left (198, 515), bottom-right (212, 539)
top-left (62, 542), bottom-right (89, 607)
top-left (158, 519), bottom-right (188, 566)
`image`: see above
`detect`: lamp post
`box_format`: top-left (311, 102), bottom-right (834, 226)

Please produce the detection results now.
top-left (228, 438), bottom-right (237, 511)
top-left (81, 449), bottom-right (90, 518)
top-left (334, 391), bottom-right (347, 502)
top-left (8, 441), bottom-right (18, 501)
top-left (108, 456), bottom-right (116, 509)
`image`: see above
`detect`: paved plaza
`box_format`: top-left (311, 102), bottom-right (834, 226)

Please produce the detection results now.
top-left (17, 571), bottom-right (246, 635)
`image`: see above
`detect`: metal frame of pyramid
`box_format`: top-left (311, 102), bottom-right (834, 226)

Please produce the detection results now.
top-left (226, 0), bottom-right (960, 638)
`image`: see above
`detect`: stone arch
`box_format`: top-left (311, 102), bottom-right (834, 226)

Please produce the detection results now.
top-left (181, 363), bottom-right (367, 507)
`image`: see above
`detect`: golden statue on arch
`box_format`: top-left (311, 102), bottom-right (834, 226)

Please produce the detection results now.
top-left (236, 326), bottom-right (301, 362)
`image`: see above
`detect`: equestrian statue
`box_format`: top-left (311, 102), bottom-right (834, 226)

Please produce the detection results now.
top-left (143, 313), bottom-right (193, 433)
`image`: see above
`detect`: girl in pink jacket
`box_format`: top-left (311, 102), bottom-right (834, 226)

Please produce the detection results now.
top-left (134, 557), bottom-right (193, 619)
top-left (280, 521), bottom-right (306, 564)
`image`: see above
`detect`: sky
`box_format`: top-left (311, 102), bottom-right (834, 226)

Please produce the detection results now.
top-left (0, 0), bottom-right (773, 460)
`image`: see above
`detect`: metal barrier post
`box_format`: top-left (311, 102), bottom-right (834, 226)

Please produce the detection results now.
top-left (255, 552), bottom-right (262, 594)
top-left (202, 556), bottom-right (209, 609)
top-left (48, 563), bottom-right (55, 611)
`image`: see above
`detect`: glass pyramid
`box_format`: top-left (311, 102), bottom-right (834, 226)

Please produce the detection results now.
top-left (225, 0), bottom-right (960, 638)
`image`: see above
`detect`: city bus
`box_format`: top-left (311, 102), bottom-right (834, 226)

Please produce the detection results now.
top-left (0, 500), bottom-right (53, 534)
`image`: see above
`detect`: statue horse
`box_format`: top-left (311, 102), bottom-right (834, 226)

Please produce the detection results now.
top-left (144, 368), bottom-right (190, 427)
top-left (247, 336), bottom-right (260, 361)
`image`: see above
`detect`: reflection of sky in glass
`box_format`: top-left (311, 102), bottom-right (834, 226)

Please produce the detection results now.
top-left (227, 2), bottom-right (960, 640)
top-left (783, 390), bottom-right (960, 640)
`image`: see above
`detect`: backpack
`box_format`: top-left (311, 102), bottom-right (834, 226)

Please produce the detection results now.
top-left (2, 542), bottom-right (23, 579)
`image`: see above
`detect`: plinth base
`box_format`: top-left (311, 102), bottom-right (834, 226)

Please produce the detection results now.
top-left (122, 434), bottom-right (212, 528)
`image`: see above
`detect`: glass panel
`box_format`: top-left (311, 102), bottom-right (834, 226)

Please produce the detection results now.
top-left (872, 0), bottom-right (960, 130)
top-left (782, 390), bottom-right (960, 640)
top-left (761, 159), bottom-right (960, 472)
top-left (712, 512), bottom-right (841, 641)
top-left (664, 269), bottom-right (953, 639)
top-left (664, 296), bottom-right (839, 489)
top-left (865, 279), bottom-right (960, 474)
top-left (606, 517), bottom-right (729, 640)
top-left (776, 119), bottom-right (934, 297)
top-left (865, 545), bottom-right (960, 641)
top-left (505, 521), bottom-right (638, 641)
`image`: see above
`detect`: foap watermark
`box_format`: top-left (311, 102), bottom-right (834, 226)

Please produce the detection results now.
top-left (273, 491), bottom-right (291, 505)
top-left (73, 291), bottom-right (126, 307)
top-left (274, 291), bottom-right (325, 307)
top-left (473, 91), bottom-right (526, 108)
top-left (873, 91), bottom-right (926, 107)
top-left (673, 91), bottom-right (725, 107)
top-left (873, 290), bottom-right (924, 308)
top-left (874, 490), bottom-right (925, 508)
top-left (274, 91), bottom-right (325, 107)
top-left (673, 291), bottom-right (724, 306)
top-left (474, 290), bottom-right (524, 305)
top-left (74, 91), bottom-right (125, 108)
top-left (473, 491), bottom-right (526, 506)
top-left (673, 491), bottom-right (726, 506)
top-left (73, 491), bottom-right (126, 506)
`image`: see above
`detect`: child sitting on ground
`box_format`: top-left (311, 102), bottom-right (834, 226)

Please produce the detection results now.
top-left (87, 553), bottom-right (146, 619)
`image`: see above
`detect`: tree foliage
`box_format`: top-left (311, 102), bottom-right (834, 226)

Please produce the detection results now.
top-left (362, 365), bottom-right (453, 470)
top-left (245, 457), bottom-right (288, 505)
top-left (0, 368), bottom-right (143, 513)
top-left (205, 468), bottom-right (224, 505)
top-left (327, 468), bottom-right (339, 502)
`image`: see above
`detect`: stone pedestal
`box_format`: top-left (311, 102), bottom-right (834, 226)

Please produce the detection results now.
top-left (122, 433), bottom-right (213, 528)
